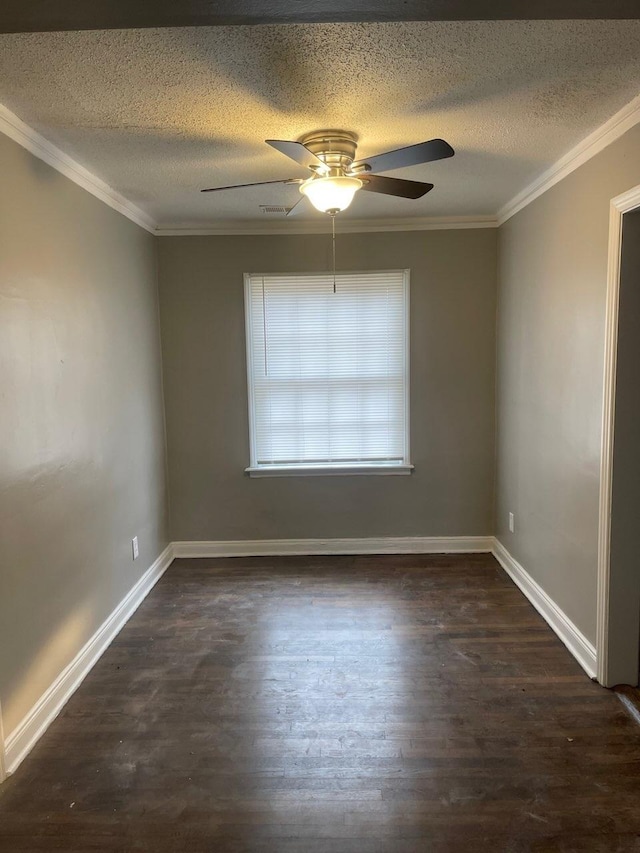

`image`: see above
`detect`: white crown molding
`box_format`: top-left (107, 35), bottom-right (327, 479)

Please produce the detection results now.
top-left (0, 103), bottom-right (156, 234)
top-left (492, 539), bottom-right (597, 679)
top-left (498, 93), bottom-right (640, 225)
top-left (3, 544), bottom-right (173, 776)
top-left (172, 536), bottom-right (494, 558)
top-left (155, 215), bottom-right (498, 236)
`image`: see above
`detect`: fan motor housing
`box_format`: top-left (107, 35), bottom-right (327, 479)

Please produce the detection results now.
top-left (299, 130), bottom-right (358, 175)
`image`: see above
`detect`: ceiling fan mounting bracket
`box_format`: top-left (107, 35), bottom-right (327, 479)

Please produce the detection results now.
top-left (299, 129), bottom-right (359, 173)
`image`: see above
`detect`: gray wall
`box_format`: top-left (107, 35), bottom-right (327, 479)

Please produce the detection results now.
top-left (496, 123), bottom-right (640, 644)
top-left (0, 133), bottom-right (169, 735)
top-left (158, 229), bottom-right (497, 541)
top-left (608, 209), bottom-right (640, 682)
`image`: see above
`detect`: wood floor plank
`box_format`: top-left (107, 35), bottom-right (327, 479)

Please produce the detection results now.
top-left (1, 553), bottom-right (640, 851)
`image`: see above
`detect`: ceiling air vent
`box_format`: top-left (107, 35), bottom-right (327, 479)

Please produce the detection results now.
top-left (259, 204), bottom-right (291, 215)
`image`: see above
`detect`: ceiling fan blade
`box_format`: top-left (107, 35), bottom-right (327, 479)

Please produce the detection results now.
top-left (266, 140), bottom-right (329, 172)
top-left (352, 139), bottom-right (454, 174)
top-left (200, 178), bottom-right (302, 193)
top-left (285, 196), bottom-right (306, 216)
top-left (360, 174), bottom-right (434, 199)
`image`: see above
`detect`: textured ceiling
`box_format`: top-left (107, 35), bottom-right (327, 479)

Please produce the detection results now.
top-left (1, 21), bottom-right (640, 226)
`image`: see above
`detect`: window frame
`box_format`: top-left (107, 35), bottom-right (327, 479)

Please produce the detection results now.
top-left (243, 269), bottom-right (412, 478)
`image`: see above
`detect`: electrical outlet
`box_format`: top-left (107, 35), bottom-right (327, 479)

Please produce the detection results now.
top-left (132, 536), bottom-right (139, 560)
top-left (508, 512), bottom-right (515, 534)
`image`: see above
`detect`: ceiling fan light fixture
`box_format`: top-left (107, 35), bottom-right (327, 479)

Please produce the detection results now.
top-left (300, 175), bottom-right (362, 214)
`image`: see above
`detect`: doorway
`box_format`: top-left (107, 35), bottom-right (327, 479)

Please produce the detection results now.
top-left (597, 188), bottom-right (640, 687)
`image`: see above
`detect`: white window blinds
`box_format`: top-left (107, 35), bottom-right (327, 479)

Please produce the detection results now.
top-left (244, 270), bottom-right (410, 472)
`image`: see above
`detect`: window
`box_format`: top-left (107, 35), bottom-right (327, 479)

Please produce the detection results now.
top-left (244, 269), bottom-right (411, 477)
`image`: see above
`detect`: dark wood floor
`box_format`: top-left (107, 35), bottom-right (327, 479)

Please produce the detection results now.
top-left (1, 554), bottom-right (640, 852)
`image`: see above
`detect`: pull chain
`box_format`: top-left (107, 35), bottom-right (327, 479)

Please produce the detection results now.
top-left (331, 213), bottom-right (336, 293)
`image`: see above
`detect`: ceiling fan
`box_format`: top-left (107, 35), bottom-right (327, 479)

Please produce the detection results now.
top-left (200, 130), bottom-right (454, 216)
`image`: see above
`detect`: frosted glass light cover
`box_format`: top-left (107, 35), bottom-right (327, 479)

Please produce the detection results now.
top-left (300, 175), bottom-right (362, 213)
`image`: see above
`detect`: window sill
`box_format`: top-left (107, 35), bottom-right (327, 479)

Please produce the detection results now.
top-left (245, 464), bottom-right (414, 478)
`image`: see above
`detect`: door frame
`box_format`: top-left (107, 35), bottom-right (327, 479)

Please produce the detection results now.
top-left (597, 183), bottom-right (640, 687)
top-left (0, 701), bottom-right (6, 783)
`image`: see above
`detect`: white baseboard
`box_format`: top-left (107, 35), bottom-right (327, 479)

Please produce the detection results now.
top-left (172, 536), bottom-right (495, 559)
top-left (492, 539), bottom-right (597, 679)
top-left (3, 544), bottom-right (174, 776)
